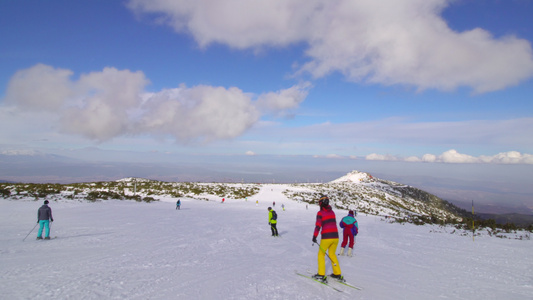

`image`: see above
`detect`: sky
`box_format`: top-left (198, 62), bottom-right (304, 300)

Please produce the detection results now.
top-left (0, 0), bottom-right (532, 213)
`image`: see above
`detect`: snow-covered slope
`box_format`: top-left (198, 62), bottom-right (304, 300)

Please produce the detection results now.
top-left (1, 185), bottom-right (532, 299)
top-left (285, 170), bottom-right (466, 222)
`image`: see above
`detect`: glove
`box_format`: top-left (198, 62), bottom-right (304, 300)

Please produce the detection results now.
top-left (51, 219), bottom-right (54, 222)
top-left (312, 236), bottom-right (317, 243)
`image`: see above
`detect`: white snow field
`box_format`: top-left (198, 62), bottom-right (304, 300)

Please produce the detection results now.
top-left (1, 184), bottom-right (532, 300)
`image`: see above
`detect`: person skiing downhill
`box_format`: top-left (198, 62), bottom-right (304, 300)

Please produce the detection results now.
top-left (312, 196), bottom-right (342, 282)
top-left (268, 207), bottom-right (279, 236)
top-left (37, 200), bottom-right (54, 240)
top-left (176, 199), bottom-right (181, 210)
top-left (339, 210), bottom-right (358, 256)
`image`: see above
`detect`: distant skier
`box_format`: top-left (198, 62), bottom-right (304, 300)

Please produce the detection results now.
top-left (312, 196), bottom-right (342, 282)
top-left (339, 210), bottom-right (358, 256)
top-left (268, 207), bottom-right (279, 236)
top-left (281, 204), bottom-right (285, 211)
top-left (176, 199), bottom-right (181, 210)
top-left (222, 198), bottom-right (225, 204)
top-left (273, 201), bottom-right (275, 207)
top-left (37, 200), bottom-right (54, 240)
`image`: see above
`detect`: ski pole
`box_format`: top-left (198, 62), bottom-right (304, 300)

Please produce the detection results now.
top-left (313, 241), bottom-right (337, 266)
top-left (23, 223), bottom-right (38, 241)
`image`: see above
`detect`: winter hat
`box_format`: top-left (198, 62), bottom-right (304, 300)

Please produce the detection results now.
top-left (267, 207), bottom-right (272, 211)
top-left (44, 200), bottom-right (49, 204)
top-left (318, 196), bottom-right (329, 208)
top-left (348, 210), bottom-right (354, 215)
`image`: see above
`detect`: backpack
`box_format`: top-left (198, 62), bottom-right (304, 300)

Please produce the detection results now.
top-left (271, 210), bottom-right (277, 220)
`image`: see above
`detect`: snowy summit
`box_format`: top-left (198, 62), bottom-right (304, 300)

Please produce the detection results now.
top-left (330, 170), bottom-right (374, 184)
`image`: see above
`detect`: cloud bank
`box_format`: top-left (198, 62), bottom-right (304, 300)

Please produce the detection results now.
top-left (127, 0), bottom-right (533, 93)
top-left (2, 64), bottom-right (309, 143)
top-left (366, 149), bottom-right (533, 164)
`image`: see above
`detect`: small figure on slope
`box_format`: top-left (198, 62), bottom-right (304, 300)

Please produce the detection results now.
top-left (37, 200), bottom-right (54, 240)
top-left (268, 207), bottom-right (279, 236)
top-left (339, 210), bottom-right (358, 256)
top-left (312, 196), bottom-right (343, 282)
top-left (176, 199), bottom-right (181, 210)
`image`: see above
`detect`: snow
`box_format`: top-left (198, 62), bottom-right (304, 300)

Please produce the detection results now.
top-left (330, 170), bottom-right (371, 184)
top-left (1, 184), bottom-right (532, 300)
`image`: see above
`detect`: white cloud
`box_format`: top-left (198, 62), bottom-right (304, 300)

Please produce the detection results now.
top-left (255, 82), bottom-right (311, 116)
top-left (365, 149), bottom-right (533, 165)
top-left (136, 85), bottom-right (260, 142)
top-left (245, 151), bottom-right (256, 156)
top-left (1, 64), bottom-right (308, 143)
top-left (127, 0), bottom-right (533, 93)
top-left (62, 67), bottom-right (150, 141)
top-left (4, 64), bottom-right (74, 111)
top-left (366, 153), bottom-right (398, 161)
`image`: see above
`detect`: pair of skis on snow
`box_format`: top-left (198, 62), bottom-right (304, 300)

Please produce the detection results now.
top-left (295, 271), bottom-right (362, 293)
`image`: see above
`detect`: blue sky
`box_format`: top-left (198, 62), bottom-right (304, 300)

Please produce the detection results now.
top-left (1, 0), bottom-right (532, 213)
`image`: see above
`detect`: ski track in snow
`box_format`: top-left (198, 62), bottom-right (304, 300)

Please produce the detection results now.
top-left (1, 184), bottom-right (532, 299)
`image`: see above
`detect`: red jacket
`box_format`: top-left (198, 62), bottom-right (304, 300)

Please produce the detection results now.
top-left (313, 205), bottom-right (339, 240)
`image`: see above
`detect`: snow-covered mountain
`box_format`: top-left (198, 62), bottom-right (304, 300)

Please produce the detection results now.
top-left (0, 170), bottom-right (468, 225)
top-left (284, 170), bottom-right (467, 223)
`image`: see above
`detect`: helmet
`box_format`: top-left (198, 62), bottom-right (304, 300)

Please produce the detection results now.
top-left (267, 207), bottom-right (272, 211)
top-left (318, 196), bottom-right (329, 207)
top-left (44, 200), bottom-right (49, 204)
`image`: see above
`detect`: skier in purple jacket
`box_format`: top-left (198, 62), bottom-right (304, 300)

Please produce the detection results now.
top-left (339, 210), bottom-right (358, 256)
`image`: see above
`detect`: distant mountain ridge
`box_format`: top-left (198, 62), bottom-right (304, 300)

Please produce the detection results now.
top-left (2, 170), bottom-right (531, 227)
top-left (284, 170), bottom-right (470, 224)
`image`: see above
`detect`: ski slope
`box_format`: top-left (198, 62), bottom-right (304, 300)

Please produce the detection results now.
top-left (1, 184), bottom-right (532, 299)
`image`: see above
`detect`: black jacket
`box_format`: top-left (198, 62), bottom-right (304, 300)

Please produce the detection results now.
top-left (37, 204), bottom-right (53, 221)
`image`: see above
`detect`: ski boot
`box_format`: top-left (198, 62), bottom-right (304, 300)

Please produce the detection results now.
top-left (347, 247), bottom-right (353, 257)
top-left (339, 247), bottom-right (345, 256)
top-left (329, 274), bottom-right (345, 282)
top-left (312, 274), bottom-right (328, 283)
top-left (36, 237), bottom-right (43, 240)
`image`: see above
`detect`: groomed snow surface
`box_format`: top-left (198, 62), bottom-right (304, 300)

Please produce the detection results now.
top-left (1, 184), bottom-right (532, 300)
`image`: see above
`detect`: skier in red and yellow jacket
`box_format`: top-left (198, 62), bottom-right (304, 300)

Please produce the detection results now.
top-left (312, 196), bottom-right (343, 282)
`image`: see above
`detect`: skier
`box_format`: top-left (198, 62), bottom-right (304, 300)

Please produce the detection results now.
top-left (37, 200), bottom-right (54, 240)
top-left (273, 201), bottom-right (275, 207)
top-left (312, 196), bottom-right (342, 282)
top-left (268, 207), bottom-right (279, 236)
top-left (281, 204), bottom-right (285, 211)
top-left (222, 198), bottom-right (225, 204)
top-left (176, 199), bottom-right (181, 210)
top-left (339, 210), bottom-right (358, 256)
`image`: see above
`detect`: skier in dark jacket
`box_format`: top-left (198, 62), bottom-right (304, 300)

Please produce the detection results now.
top-left (312, 196), bottom-right (342, 282)
top-left (176, 199), bottom-right (181, 210)
top-left (37, 200), bottom-right (53, 240)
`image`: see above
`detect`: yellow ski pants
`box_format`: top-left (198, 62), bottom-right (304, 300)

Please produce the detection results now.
top-left (317, 238), bottom-right (341, 276)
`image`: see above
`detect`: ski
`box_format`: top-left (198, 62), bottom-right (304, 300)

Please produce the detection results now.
top-left (329, 277), bottom-right (362, 290)
top-left (295, 271), bottom-right (343, 293)
top-left (305, 270), bottom-right (362, 290)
